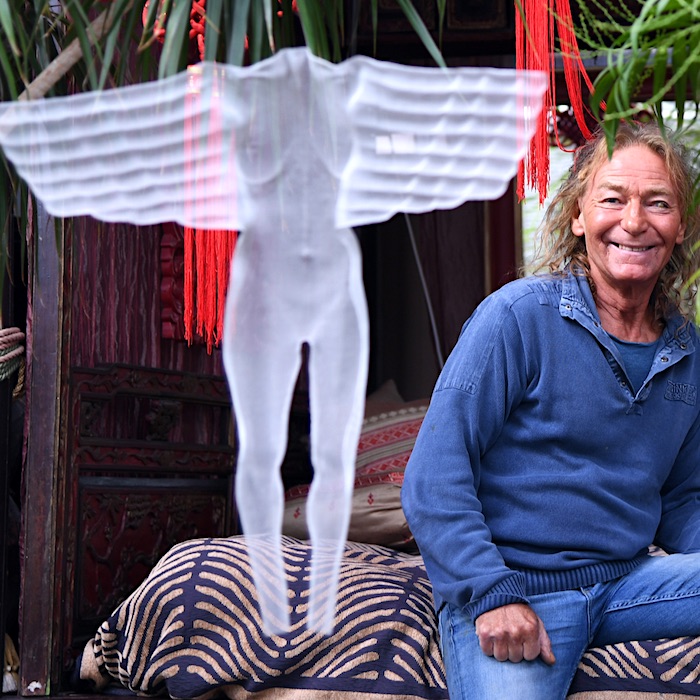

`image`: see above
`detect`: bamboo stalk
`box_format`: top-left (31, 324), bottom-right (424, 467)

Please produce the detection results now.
top-left (19, 2), bottom-right (133, 101)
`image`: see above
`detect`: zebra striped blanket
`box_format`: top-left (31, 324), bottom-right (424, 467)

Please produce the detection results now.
top-left (79, 536), bottom-right (448, 699)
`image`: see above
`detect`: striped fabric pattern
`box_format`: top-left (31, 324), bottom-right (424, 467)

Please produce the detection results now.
top-left (569, 636), bottom-right (700, 697)
top-left (355, 406), bottom-right (428, 477)
top-left (282, 407), bottom-right (427, 551)
top-left (80, 536), bottom-right (448, 700)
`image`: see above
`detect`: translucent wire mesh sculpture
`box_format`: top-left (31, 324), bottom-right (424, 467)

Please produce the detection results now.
top-left (0, 48), bottom-right (546, 635)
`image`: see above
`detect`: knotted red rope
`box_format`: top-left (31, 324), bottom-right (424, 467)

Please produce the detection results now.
top-left (0, 327), bottom-right (25, 382)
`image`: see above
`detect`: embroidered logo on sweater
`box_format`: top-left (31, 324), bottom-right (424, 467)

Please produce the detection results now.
top-left (665, 380), bottom-right (697, 406)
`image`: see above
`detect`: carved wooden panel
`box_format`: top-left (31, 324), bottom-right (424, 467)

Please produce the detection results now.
top-left (446, 0), bottom-right (509, 30)
top-left (74, 477), bottom-right (228, 636)
top-left (69, 217), bottom-right (222, 375)
top-left (359, 0), bottom-right (436, 33)
top-left (59, 363), bottom-right (237, 663)
top-left (72, 364), bottom-right (234, 473)
top-left (160, 222), bottom-right (186, 341)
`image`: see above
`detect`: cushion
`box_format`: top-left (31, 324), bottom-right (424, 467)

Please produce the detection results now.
top-left (77, 536), bottom-right (448, 700)
top-left (363, 379), bottom-right (407, 415)
top-left (282, 384), bottom-right (428, 552)
top-left (364, 379), bottom-right (428, 417)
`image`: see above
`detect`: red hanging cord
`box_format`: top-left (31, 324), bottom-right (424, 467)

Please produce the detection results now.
top-left (179, 2), bottom-right (237, 352)
top-left (554, 0), bottom-right (595, 142)
top-left (516, 0), bottom-right (598, 202)
top-left (516, 0), bottom-right (551, 203)
top-left (183, 225), bottom-right (195, 344)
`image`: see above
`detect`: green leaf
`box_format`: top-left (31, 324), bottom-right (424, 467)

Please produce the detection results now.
top-left (96, 0), bottom-right (137, 89)
top-left (248, 0), bottom-right (271, 63)
top-left (436, 0), bottom-right (446, 46)
top-left (227, 0), bottom-right (251, 66)
top-left (296, 0), bottom-right (331, 60)
top-left (602, 116), bottom-right (619, 157)
top-left (657, 0), bottom-right (683, 14)
top-left (159, 0), bottom-right (191, 79)
top-left (652, 44), bottom-right (670, 99)
top-left (65, 0), bottom-right (101, 90)
top-left (255, 0), bottom-right (274, 56)
top-left (371, 0), bottom-right (378, 54)
top-left (29, 1), bottom-right (57, 71)
top-left (113, 3), bottom-right (142, 85)
top-left (688, 23), bottom-right (700, 101)
top-left (0, 0), bottom-right (19, 57)
top-left (673, 37), bottom-right (688, 124)
top-left (0, 30), bottom-right (18, 100)
top-left (203, 0), bottom-right (224, 62)
top-left (98, 27), bottom-right (120, 88)
top-left (325, 0), bottom-right (344, 62)
top-left (394, 0), bottom-right (445, 68)
top-left (591, 67), bottom-right (616, 120)
top-left (274, 0), bottom-right (295, 50)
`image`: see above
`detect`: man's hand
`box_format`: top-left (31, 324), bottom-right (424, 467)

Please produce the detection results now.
top-left (475, 603), bottom-right (556, 665)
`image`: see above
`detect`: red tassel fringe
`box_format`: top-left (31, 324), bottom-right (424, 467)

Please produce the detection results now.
top-left (183, 226), bottom-right (236, 353)
top-left (182, 63), bottom-right (237, 353)
top-left (516, 0), bottom-right (597, 203)
top-left (515, 0), bottom-right (550, 204)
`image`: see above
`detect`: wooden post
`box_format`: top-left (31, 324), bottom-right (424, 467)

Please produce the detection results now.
top-left (0, 223), bottom-right (14, 694)
top-left (18, 208), bottom-right (64, 696)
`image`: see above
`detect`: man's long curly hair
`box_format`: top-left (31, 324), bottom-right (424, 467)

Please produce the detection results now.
top-left (529, 121), bottom-right (700, 322)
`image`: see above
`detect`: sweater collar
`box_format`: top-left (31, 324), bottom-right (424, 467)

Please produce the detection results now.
top-left (558, 267), bottom-right (694, 352)
top-left (559, 269), bottom-right (600, 326)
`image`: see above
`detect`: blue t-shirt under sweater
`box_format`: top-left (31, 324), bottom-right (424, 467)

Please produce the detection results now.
top-left (610, 334), bottom-right (664, 394)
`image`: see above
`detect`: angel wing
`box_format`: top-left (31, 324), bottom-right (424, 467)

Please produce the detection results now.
top-left (0, 49), bottom-right (545, 234)
top-left (0, 62), bottom-right (252, 230)
top-left (334, 54), bottom-right (547, 228)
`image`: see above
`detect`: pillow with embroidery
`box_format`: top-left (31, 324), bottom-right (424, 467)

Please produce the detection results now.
top-left (282, 402), bottom-right (427, 552)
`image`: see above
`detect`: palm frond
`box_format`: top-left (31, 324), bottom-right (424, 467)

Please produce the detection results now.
top-left (575, 0), bottom-right (700, 142)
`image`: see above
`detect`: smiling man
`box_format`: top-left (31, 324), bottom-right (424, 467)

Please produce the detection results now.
top-left (402, 121), bottom-right (700, 700)
top-left (572, 144), bottom-right (686, 338)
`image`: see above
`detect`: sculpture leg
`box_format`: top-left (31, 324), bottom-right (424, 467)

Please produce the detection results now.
top-left (227, 342), bottom-right (302, 634)
top-left (305, 240), bottom-right (369, 634)
top-left (223, 270), bottom-right (303, 635)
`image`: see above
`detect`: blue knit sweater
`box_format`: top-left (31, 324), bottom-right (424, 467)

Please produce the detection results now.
top-left (401, 270), bottom-right (700, 621)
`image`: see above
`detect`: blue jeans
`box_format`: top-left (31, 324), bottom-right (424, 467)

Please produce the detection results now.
top-left (438, 553), bottom-right (700, 700)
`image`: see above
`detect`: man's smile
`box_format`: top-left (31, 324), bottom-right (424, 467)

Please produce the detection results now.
top-left (612, 243), bottom-right (654, 252)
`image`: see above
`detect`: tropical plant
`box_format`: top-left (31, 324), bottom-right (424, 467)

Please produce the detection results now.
top-left (573, 0), bottom-right (700, 148)
top-left (12, 1), bottom-right (700, 298)
top-left (2, 1), bottom-right (447, 95)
